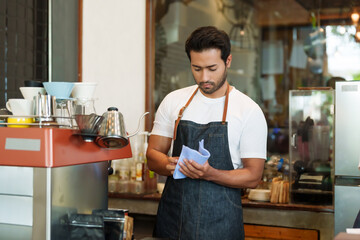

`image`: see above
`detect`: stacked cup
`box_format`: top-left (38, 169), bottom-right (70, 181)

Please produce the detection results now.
top-left (71, 82), bottom-right (98, 115)
top-left (42, 82), bottom-right (75, 126)
top-left (6, 82), bottom-right (46, 127)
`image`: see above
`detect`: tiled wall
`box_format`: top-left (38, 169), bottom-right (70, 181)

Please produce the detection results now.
top-left (0, 0), bottom-right (48, 107)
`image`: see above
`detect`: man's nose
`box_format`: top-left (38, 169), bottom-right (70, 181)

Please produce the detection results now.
top-left (200, 69), bottom-right (210, 81)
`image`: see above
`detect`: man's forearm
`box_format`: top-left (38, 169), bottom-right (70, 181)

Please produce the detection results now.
top-left (180, 157), bottom-right (264, 189)
top-left (146, 149), bottom-right (172, 176)
top-left (206, 167), bottom-right (262, 189)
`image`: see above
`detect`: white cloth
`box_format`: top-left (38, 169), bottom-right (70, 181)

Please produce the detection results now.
top-left (173, 139), bottom-right (210, 179)
top-left (151, 85), bottom-right (268, 169)
top-left (261, 40), bottom-right (284, 74)
top-left (289, 40), bottom-right (307, 69)
top-left (260, 75), bottom-right (276, 101)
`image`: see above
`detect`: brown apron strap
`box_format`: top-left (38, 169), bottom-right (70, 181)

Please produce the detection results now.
top-left (173, 84), bottom-right (231, 139)
top-left (173, 87), bottom-right (199, 140)
top-left (222, 83), bottom-right (230, 124)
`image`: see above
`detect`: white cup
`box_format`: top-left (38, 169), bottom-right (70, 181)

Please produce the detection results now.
top-left (20, 87), bottom-right (46, 101)
top-left (71, 82), bottom-right (97, 99)
top-left (6, 99), bottom-right (34, 116)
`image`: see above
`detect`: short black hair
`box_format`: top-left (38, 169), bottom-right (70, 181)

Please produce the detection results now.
top-left (185, 26), bottom-right (231, 64)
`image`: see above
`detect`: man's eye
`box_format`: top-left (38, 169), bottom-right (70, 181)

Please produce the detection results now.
top-left (209, 68), bottom-right (217, 71)
top-left (194, 68), bottom-right (201, 72)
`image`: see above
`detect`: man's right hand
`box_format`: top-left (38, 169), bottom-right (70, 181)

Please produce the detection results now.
top-left (146, 134), bottom-right (174, 176)
top-left (166, 157), bottom-right (179, 175)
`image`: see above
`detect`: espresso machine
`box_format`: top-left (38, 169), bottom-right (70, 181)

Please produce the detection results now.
top-left (0, 80), bottom-right (152, 239)
top-left (0, 126), bottom-right (132, 240)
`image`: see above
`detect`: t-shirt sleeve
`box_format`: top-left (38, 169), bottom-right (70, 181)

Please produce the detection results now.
top-left (239, 105), bottom-right (268, 159)
top-left (151, 95), bottom-right (175, 138)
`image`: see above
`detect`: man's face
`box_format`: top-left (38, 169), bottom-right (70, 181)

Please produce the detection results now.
top-left (190, 48), bottom-right (231, 98)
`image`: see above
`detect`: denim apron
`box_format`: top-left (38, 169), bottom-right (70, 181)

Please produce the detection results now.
top-left (154, 85), bottom-right (245, 240)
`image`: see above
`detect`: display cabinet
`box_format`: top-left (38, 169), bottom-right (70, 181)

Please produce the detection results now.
top-left (289, 89), bottom-right (334, 205)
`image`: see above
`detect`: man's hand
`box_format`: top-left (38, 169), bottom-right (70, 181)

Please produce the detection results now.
top-left (166, 157), bottom-right (179, 175)
top-left (179, 159), bottom-right (213, 180)
top-left (146, 135), bottom-right (174, 176)
top-left (178, 158), bottom-right (265, 189)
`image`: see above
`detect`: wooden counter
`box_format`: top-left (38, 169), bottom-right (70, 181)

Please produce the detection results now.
top-left (109, 192), bottom-right (333, 212)
top-left (109, 192), bottom-right (334, 240)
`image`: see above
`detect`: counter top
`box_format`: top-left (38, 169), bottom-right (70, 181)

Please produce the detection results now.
top-left (0, 127), bottom-right (132, 167)
top-left (108, 191), bottom-right (334, 240)
top-left (108, 192), bottom-right (334, 213)
top-left (334, 232), bottom-right (360, 240)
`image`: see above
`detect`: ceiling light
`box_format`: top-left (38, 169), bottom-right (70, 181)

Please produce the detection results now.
top-left (351, 12), bottom-right (360, 23)
top-left (356, 31), bottom-right (360, 40)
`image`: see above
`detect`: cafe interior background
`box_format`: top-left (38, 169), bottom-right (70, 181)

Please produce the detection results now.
top-left (1, 0), bottom-right (360, 239)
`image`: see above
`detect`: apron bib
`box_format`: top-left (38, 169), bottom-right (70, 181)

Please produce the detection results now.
top-left (154, 85), bottom-right (244, 240)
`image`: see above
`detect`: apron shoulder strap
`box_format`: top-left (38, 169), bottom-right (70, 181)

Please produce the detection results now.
top-left (222, 83), bottom-right (230, 125)
top-left (173, 83), bottom-right (230, 139)
top-left (173, 87), bottom-right (199, 140)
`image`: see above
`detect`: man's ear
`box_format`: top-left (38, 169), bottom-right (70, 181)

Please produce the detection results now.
top-left (226, 54), bottom-right (232, 68)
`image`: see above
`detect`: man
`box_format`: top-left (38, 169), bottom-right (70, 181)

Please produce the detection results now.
top-left (146, 26), bottom-right (267, 240)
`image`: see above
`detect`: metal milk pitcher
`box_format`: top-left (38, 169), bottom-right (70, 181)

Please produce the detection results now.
top-left (34, 93), bottom-right (56, 122)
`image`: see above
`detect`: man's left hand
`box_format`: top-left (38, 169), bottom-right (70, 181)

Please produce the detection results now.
top-left (179, 159), bottom-right (213, 180)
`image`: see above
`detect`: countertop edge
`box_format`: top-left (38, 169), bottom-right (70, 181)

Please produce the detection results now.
top-left (108, 193), bottom-right (334, 213)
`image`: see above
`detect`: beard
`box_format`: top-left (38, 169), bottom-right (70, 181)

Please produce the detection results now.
top-left (196, 69), bottom-right (227, 95)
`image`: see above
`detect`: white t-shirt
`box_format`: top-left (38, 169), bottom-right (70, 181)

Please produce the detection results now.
top-left (151, 85), bottom-right (268, 169)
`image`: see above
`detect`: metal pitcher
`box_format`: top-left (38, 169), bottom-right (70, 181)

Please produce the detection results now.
top-left (34, 94), bottom-right (56, 122)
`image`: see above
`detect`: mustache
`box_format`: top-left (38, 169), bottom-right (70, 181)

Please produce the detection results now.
top-left (199, 81), bottom-right (214, 86)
